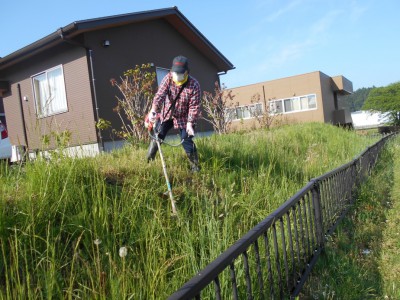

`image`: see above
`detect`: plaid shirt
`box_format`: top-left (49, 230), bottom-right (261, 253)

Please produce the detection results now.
top-left (152, 73), bottom-right (201, 129)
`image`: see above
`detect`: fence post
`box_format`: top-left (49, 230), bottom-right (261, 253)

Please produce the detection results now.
top-left (311, 181), bottom-right (324, 248)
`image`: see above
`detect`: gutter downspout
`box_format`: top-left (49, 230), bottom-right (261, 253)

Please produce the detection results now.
top-left (87, 49), bottom-right (104, 151)
top-left (17, 84), bottom-right (29, 150)
top-left (217, 71), bottom-right (227, 88)
top-left (58, 28), bottom-right (104, 152)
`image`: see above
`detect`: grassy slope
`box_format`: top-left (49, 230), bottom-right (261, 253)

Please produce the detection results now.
top-left (0, 123), bottom-right (390, 299)
top-left (301, 136), bottom-right (400, 299)
top-left (380, 140), bottom-right (400, 297)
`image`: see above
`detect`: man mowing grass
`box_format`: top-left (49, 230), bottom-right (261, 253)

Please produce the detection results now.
top-left (145, 55), bottom-right (201, 172)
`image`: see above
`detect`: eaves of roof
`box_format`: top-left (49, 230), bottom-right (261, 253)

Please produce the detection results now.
top-left (0, 7), bottom-right (234, 73)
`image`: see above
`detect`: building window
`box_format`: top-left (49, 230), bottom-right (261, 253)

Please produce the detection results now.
top-left (269, 101), bottom-right (283, 114)
top-left (269, 93), bottom-right (317, 115)
top-left (156, 67), bottom-right (170, 86)
top-left (32, 65), bottom-right (67, 118)
top-left (225, 103), bottom-right (263, 121)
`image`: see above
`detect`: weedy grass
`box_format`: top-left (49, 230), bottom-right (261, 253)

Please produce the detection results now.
top-left (300, 135), bottom-right (400, 300)
top-left (0, 123), bottom-right (384, 299)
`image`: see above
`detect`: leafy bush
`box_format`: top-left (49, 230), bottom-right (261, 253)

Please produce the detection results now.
top-left (100, 64), bottom-right (156, 145)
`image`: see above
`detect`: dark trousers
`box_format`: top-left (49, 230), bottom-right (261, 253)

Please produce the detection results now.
top-left (155, 119), bottom-right (196, 154)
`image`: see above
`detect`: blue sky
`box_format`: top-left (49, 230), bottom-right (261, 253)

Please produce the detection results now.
top-left (1, 0), bottom-right (399, 90)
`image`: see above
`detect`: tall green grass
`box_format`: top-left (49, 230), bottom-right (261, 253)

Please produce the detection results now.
top-left (0, 123), bottom-right (380, 299)
top-left (301, 135), bottom-right (400, 299)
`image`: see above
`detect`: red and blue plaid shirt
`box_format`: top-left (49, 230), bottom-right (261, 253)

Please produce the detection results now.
top-left (152, 73), bottom-right (201, 129)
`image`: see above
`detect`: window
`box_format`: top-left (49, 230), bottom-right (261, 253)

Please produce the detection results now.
top-left (250, 103), bottom-right (263, 116)
top-left (269, 100), bottom-right (283, 114)
top-left (237, 106), bottom-right (252, 119)
top-left (300, 96), bottom-right (308, 109)
top-left (284, 98), bottom-right (293, 112)
top-left (32, 65), bottom-right (67, 118)
top-left (269, 93), bottom-right (317, 115)
top-left (226, 103), bottom-right (263, 121)
top-left (284, 97), bottom-right (301, 112)
top-left (156, 67), bottom-right (170, 86)
top-left (307, 94), bottom-right (317, 109)
top-left (224, 108), bottom-right (236, 122)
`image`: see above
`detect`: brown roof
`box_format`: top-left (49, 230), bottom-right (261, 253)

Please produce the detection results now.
top-left (0, 7), bottom-right (234, 72)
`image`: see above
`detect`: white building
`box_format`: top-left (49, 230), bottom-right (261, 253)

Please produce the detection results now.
top-left (351, 111), bottom-right (390, 129)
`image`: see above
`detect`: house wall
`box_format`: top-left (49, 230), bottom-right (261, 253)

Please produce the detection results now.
top-left (1, 45), bottom-right (97, 149)
top-left (319, 72), bottom-right (336, 124)
top-left (230, 71), bottom-right (327, 130)
top-left (83, 18), bottom-right (219, 138)
top-left (1, 17), bottom-right (227, 152)
top-left (332, 75), bottom-right (353, 94)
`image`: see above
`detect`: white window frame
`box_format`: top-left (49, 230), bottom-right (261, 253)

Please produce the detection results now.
top-left (269, 93), bottom-right (317, 115)
top-left (32, 65), bottom-right (68, 118)
top-left (226, 102), bottom-right (263, 122)
top-left (269, 100), bottom-right (283, 114)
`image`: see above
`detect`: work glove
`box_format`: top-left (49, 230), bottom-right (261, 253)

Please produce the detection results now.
top-left (145, 110), bottom-right (157, 129)
top-left (186, 122), bottom-right (195, 137)
top-left (148, 110), bottom-right (157, 123)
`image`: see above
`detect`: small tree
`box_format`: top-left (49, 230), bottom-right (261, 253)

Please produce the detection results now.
top-left (102, 63), bottom-right (156, 145)
top-left (362, 82), bottom-right (400, 125)
top-left (249, 93), bottom-right (282, 130)
top-left (202, 81), bottom-right (236, 134)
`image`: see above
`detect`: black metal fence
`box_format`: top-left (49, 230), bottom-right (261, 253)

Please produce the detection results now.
top-left (168, 134), bottom-right (393, 300)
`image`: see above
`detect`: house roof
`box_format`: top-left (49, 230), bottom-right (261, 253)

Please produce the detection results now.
top-left (0, 7), bottom-right (234, 73)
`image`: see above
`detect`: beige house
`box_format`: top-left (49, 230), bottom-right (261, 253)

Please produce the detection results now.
top-left (228, 71), bottom-right (353, 130)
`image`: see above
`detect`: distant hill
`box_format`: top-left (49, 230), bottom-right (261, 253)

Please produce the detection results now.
top-left (340, 87), bottom-right (375, 112)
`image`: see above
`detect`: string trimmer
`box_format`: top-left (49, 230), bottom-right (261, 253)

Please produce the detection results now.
top-left (145, 114), bottom-right (185, 216)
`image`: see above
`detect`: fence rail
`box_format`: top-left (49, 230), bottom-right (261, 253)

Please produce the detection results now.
top-left (168, 134), bottom-right (393, 300)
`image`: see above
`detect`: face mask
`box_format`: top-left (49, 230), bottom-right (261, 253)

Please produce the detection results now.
top-left (172, 72), bottom-right (188, 86)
